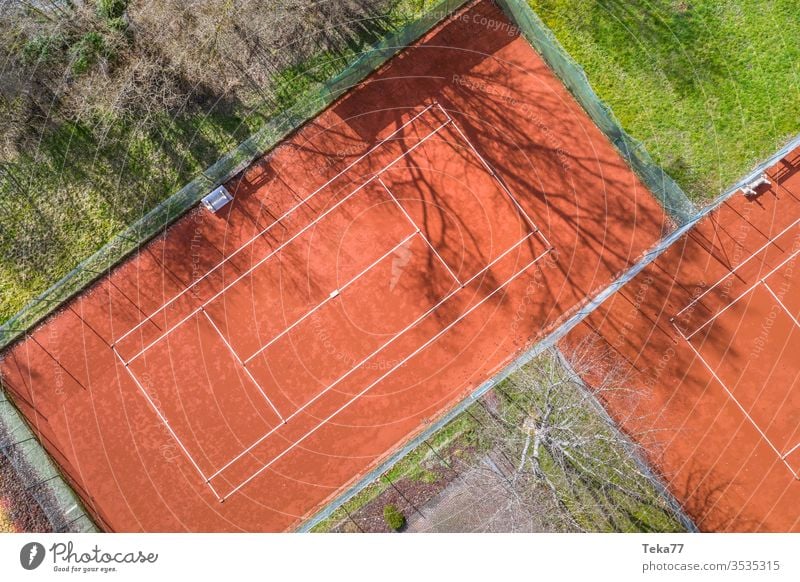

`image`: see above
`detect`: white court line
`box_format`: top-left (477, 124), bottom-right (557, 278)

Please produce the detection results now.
top-left (763, 282), bottom-right (800, 331)
top-left (206, 231), bottom-right (542, 483)
top-left (111, 346), bottom-right (224, 501)
top-left (121, 182), bottom-right (369, 364)
top-left (675, 324), bottom-right (799, 480)
top-left (243, 229), bottom-right (419, 364)
top-left (437, 104), bottom-right (553, 250)
top-left (113, 103), bottom-right (440, 347)
top-left (217, 246), bottom-right (553, 500)
top-left (376, 177), bottom-right (462, 287)
top-left (674, 216), bottom-right (800, 321)
top-left (783, 441), bottom-right (800, 460)
top-left (683, 245), bottom-right (800, 340)
top-left (122, 118), bottom-right (453, 365)
top-left (199, 309), bottom-right (285, 423)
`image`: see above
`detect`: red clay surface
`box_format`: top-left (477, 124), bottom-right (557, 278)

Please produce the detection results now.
top-left (565, 147), bottom-right (800, 531)
top-left (0, 0), bottom-right (667, 531)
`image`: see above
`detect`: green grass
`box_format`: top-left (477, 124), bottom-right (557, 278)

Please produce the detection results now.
top-left (0, 0), bottom-right (438, 325)
top-left (528, 0), bottom-right (800, 201)
top-left (0, 110), bottom-right (259, 320)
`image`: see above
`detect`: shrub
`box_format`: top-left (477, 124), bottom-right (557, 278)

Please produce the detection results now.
top-left (69, 32), bottom-right (107, 75)
top-left (21, 34), bottom-right (65, 65)
top-left (96, 0), bottom-right (128, 20)
top-left (383, 504), bottom-right (406, 532)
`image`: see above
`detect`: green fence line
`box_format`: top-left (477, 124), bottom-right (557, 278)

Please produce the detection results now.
top-left (0, 0), bottom-right (469, 354)
top-left (496, 0), bottom-right (696, 225)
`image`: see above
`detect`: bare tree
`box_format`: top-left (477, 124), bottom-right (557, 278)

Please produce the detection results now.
top-left (430, 338), bottom-right (687, 532)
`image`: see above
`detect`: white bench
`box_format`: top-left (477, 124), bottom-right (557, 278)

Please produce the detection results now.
top-left (201, 185), bottom-right (234, 213)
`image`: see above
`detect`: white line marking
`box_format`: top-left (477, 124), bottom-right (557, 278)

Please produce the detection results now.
top-left (782, 440), bottom-right (800, 460)
top-left (122, 119), bottom-right (453, 364)
top-left (684, 246), bottom-right (800, 340)
top-left (675, 323), bottom-right (799, 480)
top-left (111, 346), bottom-right (223, 500)
top-left (243, 230), bottom-right (419, 364)
top-left (217, 247), bottom-right (553, 499)
top-left (442, 107), bottom-right (552, 250)
top-left (763, 282), bottom-right (800, 330)
top-left (675, 217), bottom-right (800, 320)
top-left (200, 309), bottom-right (285, 422)
top-left (377, 177), bottom-right (462, 286)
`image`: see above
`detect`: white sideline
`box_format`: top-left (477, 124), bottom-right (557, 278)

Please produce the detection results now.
top-left (216, 246), bottom-right (553, 500)
top-left (113, 102), bottom-right (440, 347)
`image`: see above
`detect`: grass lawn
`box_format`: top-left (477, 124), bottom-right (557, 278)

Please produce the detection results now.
top-left (528, 0), bottom-right (800, 201)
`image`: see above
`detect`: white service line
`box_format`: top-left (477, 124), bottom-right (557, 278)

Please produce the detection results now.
top-left (112, 345), bottom-right (223, 501)
top-left (200, 309), bottom-right (285, 423)
top-left (438, 104), bottom-right (552, 249)
top-left (218, 246), bottom-right (553, 500)
top-left (684, 245), bottom-right (800, 340)
top-left (243, 230), bottom-right (419, 364)
top-left (377, 177), bottom-right (462, 287)
top-left (113, 103), bottom-right (440, 346)
top-left (206, 231), bottom-right (541, 483)
top-left (674, 216), bottom-right (800, 321)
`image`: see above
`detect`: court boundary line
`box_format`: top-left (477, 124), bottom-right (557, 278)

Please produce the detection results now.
top-left (376, 177), bottom-right (463, 287)
top-left (677, 245), bottom-right (800, 341)
top-left (242, 229), bottom-right (419, 365)
top-left (199, 309), bottom-right (285, 422)
top-left (113, 100), bottom-right (554, 498)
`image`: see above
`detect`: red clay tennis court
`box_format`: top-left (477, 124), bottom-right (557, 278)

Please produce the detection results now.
top-left (110, 101), bottom-right (552, 502)
top-left (566, 147), bottom-right (800, 531)
top-left (0, 0), bottom-right (668, 530)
